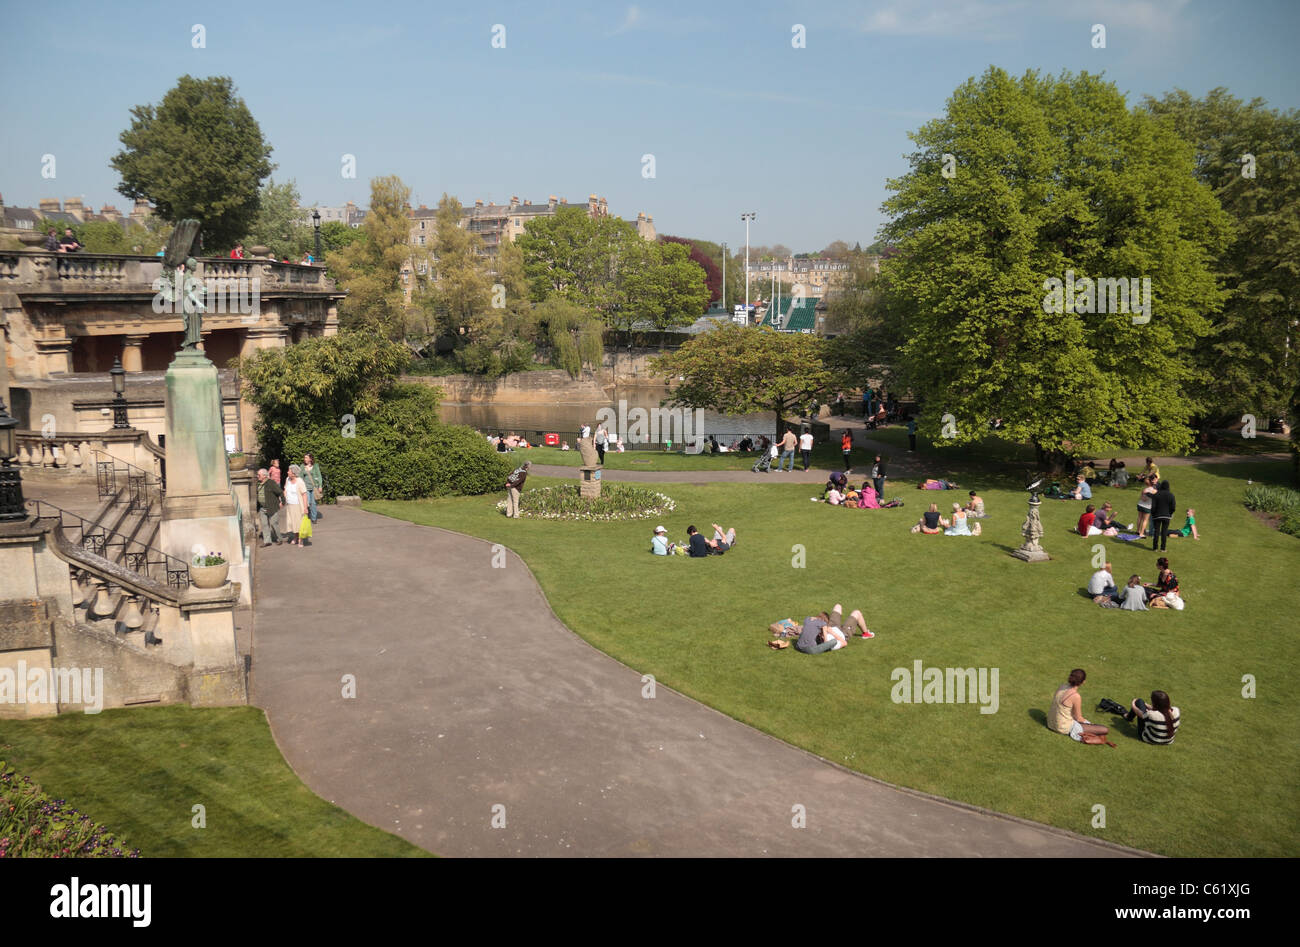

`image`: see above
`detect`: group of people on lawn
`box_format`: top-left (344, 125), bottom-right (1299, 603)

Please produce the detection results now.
top-left (651, 523), bottom-right (737, 557)
top-left (911, 491), bottom-right (986, 535)
top-left (1088, 557), bottom-right (1183, 610)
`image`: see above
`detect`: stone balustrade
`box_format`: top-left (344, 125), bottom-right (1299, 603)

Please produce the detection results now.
top-left (0, 250), bottom-right (334, 296)
top-left (15, 429), bottom-right (164, 481)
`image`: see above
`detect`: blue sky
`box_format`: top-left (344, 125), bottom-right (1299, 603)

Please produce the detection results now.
top-left (2, 0), bottom-right (1296, 251)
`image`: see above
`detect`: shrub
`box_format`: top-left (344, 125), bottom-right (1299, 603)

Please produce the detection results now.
top-left (1242, 483), bottom-right (1300, 515)
top-left (499, 483), bottom-right (676, 521)
top-left (0, 761), bottom-right (140, 858)
top-left (1281, 510), bottom-right (1300, 539)
top-left (284, 423), bottom-right (511, 500)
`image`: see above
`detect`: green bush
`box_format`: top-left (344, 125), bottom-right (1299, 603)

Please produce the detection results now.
top-left (1242, 483), bottom-right (1300, 514)
top-left (501, 483), bottom-right (676, 521)
top-left (0, 761), bottom-right (139, 858)
top-left (1281, 510), bottom-right (1300, 539)
top-left (284, 423), bottom-right (511, 501)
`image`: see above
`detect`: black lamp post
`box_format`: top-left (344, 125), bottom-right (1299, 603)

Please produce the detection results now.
top-left (312, 209), bottom-right (322, 263)
top-left (0, 399), bottom-right (26, 521)
top-left (111, 356), bottom-right (130, 429)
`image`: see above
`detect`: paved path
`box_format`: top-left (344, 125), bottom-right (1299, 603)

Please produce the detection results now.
top-left (251, 505), bottom-right (1142, 857)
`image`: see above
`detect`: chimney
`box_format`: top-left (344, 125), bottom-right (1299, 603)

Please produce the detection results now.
top-left (559, 197), bottom-right (567, 205)
top-left (419, 204), bottom-right (427, 210)
top-left (509, 195), bottom-right (519, 208)
top-left (475, 199), bottom-right (484, 207)
top-left (40, 198), bottom-right (61, 215)
top-left (64, 197), bottom-right (84, 220)
top-left (548, 195), bottom-right (557, 209)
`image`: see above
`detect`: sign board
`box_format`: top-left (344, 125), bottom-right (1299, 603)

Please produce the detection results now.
top-left (733, 305), bottom-right (749, 325)
top-left (224, 434), bottom-right (238, 452)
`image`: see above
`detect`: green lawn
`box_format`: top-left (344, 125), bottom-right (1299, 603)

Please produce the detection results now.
top-left (517, 443), bottom-right (846, 471)
top-left (0, 706), bottom-right (429, 857)
top-left (367, 458), bottom-right (1300, 857)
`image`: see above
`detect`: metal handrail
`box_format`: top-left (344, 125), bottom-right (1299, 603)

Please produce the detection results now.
top-left (93, 449), bottom-right (164, 513)
top-left (25, 498), bottom-right (190, 590)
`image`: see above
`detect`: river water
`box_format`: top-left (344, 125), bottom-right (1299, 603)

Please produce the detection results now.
top-left (439, 395), bottom-right (789, 447)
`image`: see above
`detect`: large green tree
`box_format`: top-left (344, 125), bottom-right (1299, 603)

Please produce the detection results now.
top-left (651, 324), bottom-right (841, 439)
top-left (111, 75), bottom-right (273, 250)
top-left (879, 67), bottom-right (1233, 461)
top-left (1144, 88), bottom-right (1300, 430)
top-left (328, 176), bottom-right (415, 338)
top-left (245, 178), bottom-right (306, 259)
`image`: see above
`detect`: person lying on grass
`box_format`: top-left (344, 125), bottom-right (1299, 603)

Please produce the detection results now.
top-left (794, 605), bottom-right (871, 654)
top-left (686, 524), bottom-right (737, 556)
top-left (918, 478), bottom-right (959, 490)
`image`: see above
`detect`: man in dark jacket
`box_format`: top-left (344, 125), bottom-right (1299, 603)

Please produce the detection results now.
top-left (1150, 480), bottom-right (1176, 551)
top-left (256, 467), bottom-right (284, 546)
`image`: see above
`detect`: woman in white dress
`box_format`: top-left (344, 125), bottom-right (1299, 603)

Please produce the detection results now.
top-left (283, 465), bottom-right (307, 547)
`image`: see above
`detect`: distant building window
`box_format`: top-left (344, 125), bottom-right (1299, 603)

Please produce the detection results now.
top-left (420, 221), bottom-right (425, 230)
top-left (417, 262), bottom-right (428, 275)
top-left (418, 236), bottom-right (425, 246)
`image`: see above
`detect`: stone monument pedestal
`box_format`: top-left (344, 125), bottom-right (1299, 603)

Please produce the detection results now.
top-left (157, 349), bottom-right (250, 608)
top-left (1010, 495), bottom-right (1051, 562)
top-left (577, 437), bottom-right (602, 500)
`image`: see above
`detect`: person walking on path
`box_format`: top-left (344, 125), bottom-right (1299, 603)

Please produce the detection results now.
top-left (505, 460), bottom-right (531, 518)
top-left (871, 455), bottom-right (887, 499)
top-left (799, 428), bottom-right (814, 471)
top-left (283, 465), bottom-right (308, 547)
top-left (907, 417), bottom-right (917, 452)
top-left (777, 428), bottom-right (797, 472)
top-left (595, 423), bottom-right (609, 465)
top-left (1150, 479), bottom-right (1176, 551)
top-left (841, 430), bottom-right (853, 471)
top-left (302, 453), bottom-right (325, 523)
top-left (256, 468), bottom-right (283, 547)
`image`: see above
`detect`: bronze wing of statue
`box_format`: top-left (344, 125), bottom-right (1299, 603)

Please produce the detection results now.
top-left (162, 220), bottom-right (202, 270)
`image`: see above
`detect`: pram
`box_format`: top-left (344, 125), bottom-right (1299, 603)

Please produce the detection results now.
top-left (752, 450), bottom-right (774, 473)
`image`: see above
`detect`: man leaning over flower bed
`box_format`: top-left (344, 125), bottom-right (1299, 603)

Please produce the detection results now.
top-left (504, 461), bottom-right (531, 518)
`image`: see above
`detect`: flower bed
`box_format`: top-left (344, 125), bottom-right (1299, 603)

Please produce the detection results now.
top-left (497, 483), bottom-right (676, 521)
top-left (0, 761), bottom-right (140, 858)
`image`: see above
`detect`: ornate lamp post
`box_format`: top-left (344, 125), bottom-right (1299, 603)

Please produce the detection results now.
top-left (0, 399), bottom-right (26, 521)
top-left (312, 209), bottom-right (322, 263)
top-left (111, 356), bottom-right (131, 429)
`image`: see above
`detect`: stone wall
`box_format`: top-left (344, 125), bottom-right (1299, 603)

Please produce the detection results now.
top-left (407, 369), bottom-right (612, 404)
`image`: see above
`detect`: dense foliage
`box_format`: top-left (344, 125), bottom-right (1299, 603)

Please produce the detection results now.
top-left (111, 75), bottom-right (273, 250)
top-left (878, 67), bottom-right (1233, 461)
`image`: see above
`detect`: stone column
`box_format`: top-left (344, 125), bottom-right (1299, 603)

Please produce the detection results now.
top-left (121, 333), bottom-right (148, 372)
top-left (34, 335), bottom-right (74, 376)
top-left (158, 347), bottom-right (250, 605)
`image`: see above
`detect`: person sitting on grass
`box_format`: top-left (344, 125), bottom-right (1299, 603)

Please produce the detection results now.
top-left (1125, 690), bottom-right (1181, 745)
top-left (651, 525), bottom-right (681, 556)
top-left (1144, 558), bottom-right (1179, 606)
top-left (686, 523), bottom-right (737, 556)
top-left (824, 470), bottom-right (847, 498)
top-left (794, 604), bottom-right (871, 654)
top-left (858, 483), bottom-right (881, 509)
top-left (1111, 459), bottom-right (1129, 488)
top-left (1048, 668), bottom-right (1113, 744)
top-left (1092, 502), bottom-right (1118, 533)
top-left (918, 478), bottom-right (959, 490)
top-left (1067, 474), bottom-right (1092, 501)
top-left (1077, 504), bottom-right (1099, 536)
top-left (912, 502), bottom-right (947, 534)
top-left (1120, 575), bottom-right (1148, 611)
top-left (964, 490), bottom-right (986, 517)
top-left (826, 486), bottom-right (846, 506)
top-left (560, 440), bottom-right (570, 451)
top-left (1089, 562), bottom-right (1121, 606)
top-left (944, 502), bottom-right (973, 535)
top-left (1171, 507), bottom-right (1199, 540)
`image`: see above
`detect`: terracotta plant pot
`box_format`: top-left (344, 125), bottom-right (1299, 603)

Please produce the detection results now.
top-left (190, 562), bottom-right (230, 589)
top-left (228, 453), bottom-right (248, 471)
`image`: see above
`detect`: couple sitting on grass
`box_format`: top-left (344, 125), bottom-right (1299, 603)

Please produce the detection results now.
top-left (769, 605), bottom-right (873, 652)
top-left (652, 523), bottom-right (737, 557)
top-left (911, 501), bottom-right (983, 536)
